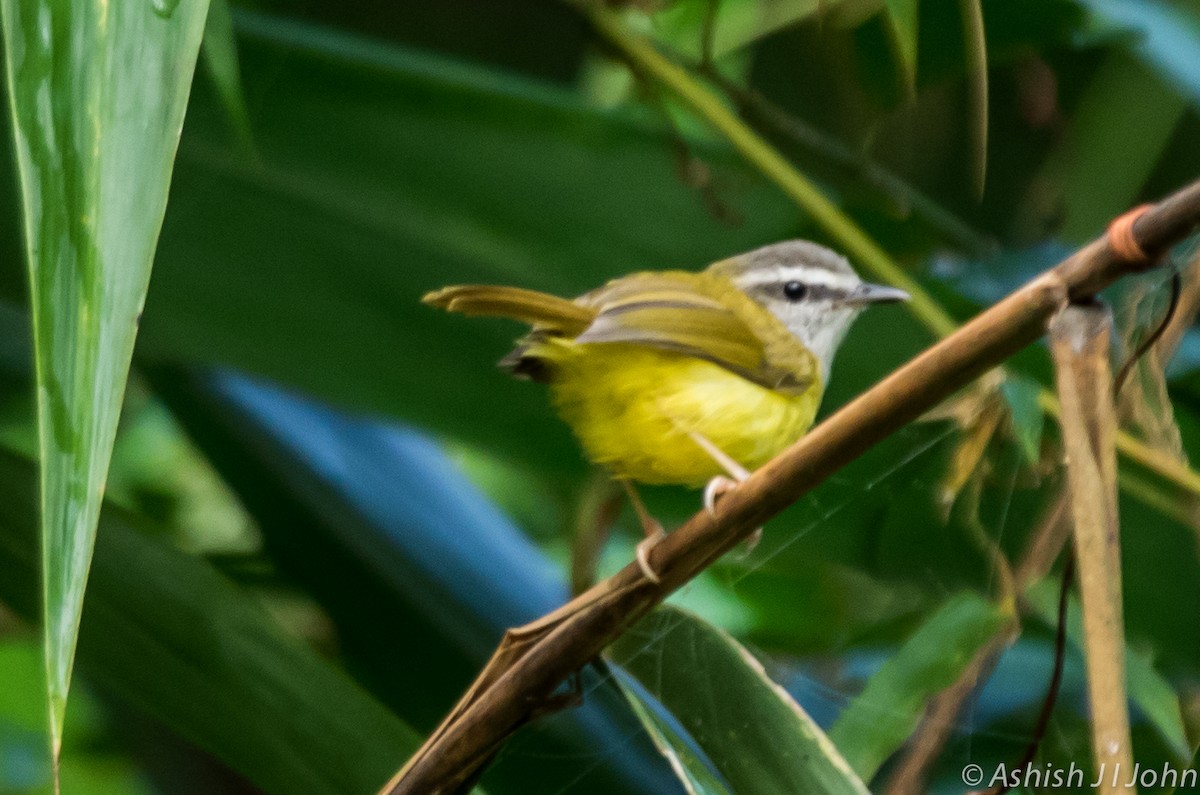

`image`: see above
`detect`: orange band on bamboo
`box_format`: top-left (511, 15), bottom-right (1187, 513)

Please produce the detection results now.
top-left (1106, 204), bottom-right (1155, 265)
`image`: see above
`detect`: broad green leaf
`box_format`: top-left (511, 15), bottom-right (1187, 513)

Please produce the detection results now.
top-left (829, 591), bottom-right (1008, 781)
top-left (0, 0), bottom-right (210, 751)
top-left (610, 605), bottom-right (870, 795)
top-left (692, 559), bottom-right (928, 654)
top-left (1000, 374), bottom-right (1044, 464)
top-left (882, 0), bottom-right (919, 92)
top-left (0, 448), bottom-right (421, 795)
top-left (1027, 580), bottom-right (1192, 762)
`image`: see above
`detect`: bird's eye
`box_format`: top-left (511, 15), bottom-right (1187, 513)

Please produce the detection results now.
top-left (783, 281), bottom-right (807, 301)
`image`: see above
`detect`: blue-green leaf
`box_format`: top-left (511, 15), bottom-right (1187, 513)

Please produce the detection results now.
top-left (1077, 0), bottom-right (1200, 103)
top-left (612, 668), bottom-right (732, 795)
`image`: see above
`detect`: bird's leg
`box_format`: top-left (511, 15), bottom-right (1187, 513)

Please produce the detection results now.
top-left (687, 432), bottom-right (763, 553)
top-left (571, 473), bottom-right (623, 595)
top-left (687, 430), bottom-right (751, 509)
top-left (621, 479), bottom-right (665, 585)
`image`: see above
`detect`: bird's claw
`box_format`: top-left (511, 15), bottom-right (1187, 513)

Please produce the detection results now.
top-left (704, 475), bottom-right (763, 555)
top-left (635, 530), bottom-right (666, 584)
top-left (704, 475), bottom-right (740, 515)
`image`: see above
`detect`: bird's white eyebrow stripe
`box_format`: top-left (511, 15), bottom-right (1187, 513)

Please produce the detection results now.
top-left (733, 266), bottom-right (859, 290)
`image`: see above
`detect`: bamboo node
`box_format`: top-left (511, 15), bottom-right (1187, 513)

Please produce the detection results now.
top-left (1106, 204), bottom-right (1155, 266)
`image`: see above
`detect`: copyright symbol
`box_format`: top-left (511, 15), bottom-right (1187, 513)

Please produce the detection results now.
top-left (962, 764), bottom-right (984, 786)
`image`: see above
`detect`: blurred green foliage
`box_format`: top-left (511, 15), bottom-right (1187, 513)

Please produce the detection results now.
top-left (1, 0), bottom-right (1200, 793)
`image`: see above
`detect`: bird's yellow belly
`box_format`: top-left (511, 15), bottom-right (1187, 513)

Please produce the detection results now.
top-left (543, 342), bottom-right (822, 487)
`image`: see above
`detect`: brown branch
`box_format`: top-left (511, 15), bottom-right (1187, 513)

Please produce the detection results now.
top-left (380, 180), bottom-right (1200, 795)
top-left (1053, 304), bottom-right (1134, 791)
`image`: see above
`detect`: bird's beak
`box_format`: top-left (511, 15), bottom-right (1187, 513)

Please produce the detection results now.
top-left (848, 282), bottom-right (910, 305)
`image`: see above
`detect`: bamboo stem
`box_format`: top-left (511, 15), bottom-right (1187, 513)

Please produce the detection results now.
top-left (1051, 304), bottom-right (1134, 793)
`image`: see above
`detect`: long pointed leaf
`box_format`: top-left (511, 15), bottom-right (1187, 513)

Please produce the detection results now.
top-left (610, 605), bottom-right (869, 795)
top-left (882, 0), bottom-right (919, 92)
top-left (828, 591), bottom-right (1008, 781)
top-left (0, 0), bottom-right (210, 749)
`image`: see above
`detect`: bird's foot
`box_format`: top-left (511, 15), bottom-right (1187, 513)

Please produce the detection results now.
top-left (635, 525), bottom-right (666, 585)
top-left (703, 474), bottom-right (763, 556)
top-left (703, 475), bottom-right (740, 515)
top-left (621, 480), bottom-right (669, 584)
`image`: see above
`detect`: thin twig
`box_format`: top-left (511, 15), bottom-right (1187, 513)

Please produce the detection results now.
top-left (1155, 251), bottom-right (1200, 359)
top-left (379, 181), bottom-right (1200, 795)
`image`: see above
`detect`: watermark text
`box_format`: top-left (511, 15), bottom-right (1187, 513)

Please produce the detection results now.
top-left (961, 761), bottom-right (1198, 790)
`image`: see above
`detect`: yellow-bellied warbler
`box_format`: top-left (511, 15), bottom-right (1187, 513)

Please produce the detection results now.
top-left (425, 241), bottom-right (909, 579)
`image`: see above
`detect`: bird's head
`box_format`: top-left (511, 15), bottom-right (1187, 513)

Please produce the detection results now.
top-left (710, 240), bottom-right (909, 380)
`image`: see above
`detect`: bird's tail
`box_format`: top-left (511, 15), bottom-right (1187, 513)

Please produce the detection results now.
top-left (422, 285), bottom-right (594, 333)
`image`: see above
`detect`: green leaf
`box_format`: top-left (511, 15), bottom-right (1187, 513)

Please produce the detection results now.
top-left (651, 0), bottom-right (885, 61)
top-left (1026, 580), bottom-right (1192, 762)
top-left (612, 668), bottom-right (733, 795)
top-left (829, 591), bottom-right (1009, 781)
top-left (201, 0), bottom-right (253, 149)
top-left (688, 559), bottom-right (928, 655)
top-left (1000, 374), bottom-right (1044, 464)
top-left (610, 605), bottom-right (869, 795)
top-left (0, 0), bottom-right (211, 751)
top-left (0, 448), bottom-right (420, 794)
top-left (882, 0), bottom-right (919, 92)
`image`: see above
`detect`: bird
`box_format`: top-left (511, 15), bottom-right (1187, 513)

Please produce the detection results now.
top-left (423, 240), bottom-right (908, 582)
